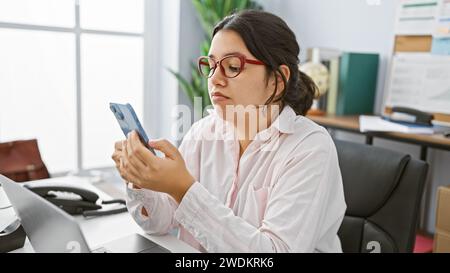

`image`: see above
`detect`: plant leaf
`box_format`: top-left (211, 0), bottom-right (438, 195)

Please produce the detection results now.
top-left (168, 69), bottom-right (195, 105)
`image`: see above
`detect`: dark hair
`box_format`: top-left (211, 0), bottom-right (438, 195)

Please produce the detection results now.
top-left (213, 10), bottom-right (317, 116)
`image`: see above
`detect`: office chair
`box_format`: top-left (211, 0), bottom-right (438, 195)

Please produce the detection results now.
top-left (334, 140), bottom-right (428, 253)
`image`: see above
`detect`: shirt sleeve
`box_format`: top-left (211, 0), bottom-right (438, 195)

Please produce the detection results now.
top-left (173, 131), bottom-right (345, 253)
top-left (125, 122), bottom-right (203, 236)
top-left (125, 184), bottom-right (179, 235)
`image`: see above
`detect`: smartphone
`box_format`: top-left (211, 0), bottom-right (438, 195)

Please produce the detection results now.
top-left (109, 103), bottom-right (156, 155)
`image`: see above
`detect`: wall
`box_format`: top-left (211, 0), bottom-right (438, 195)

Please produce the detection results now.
top-left (261, 0), bottom-right (397, 114)
top-left (178, 0), bottom-right (205, 127)
top-left (144, 0), bottom-right (203, 142)
top-left (143, 0), bottom-right (180, 142)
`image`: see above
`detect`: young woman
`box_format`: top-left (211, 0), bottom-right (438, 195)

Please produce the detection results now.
top-left (112, 10), bottom-right (346, 253)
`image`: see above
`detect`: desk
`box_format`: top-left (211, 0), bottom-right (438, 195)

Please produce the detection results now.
top-left (1, 176), bottom-right (198, 253)
top-left (308, 115), bottom-right (450, 161)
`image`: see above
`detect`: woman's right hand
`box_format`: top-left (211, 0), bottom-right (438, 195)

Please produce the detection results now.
top-left (112, 140), bottom-right (141, 189)
top-left (112, 140), bottom-right (147, 216)
top-left (112, 140), bottom-right (123, 170)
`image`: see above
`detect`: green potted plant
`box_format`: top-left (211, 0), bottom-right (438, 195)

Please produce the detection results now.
top-left (170, 0), bottom-right (262, 113)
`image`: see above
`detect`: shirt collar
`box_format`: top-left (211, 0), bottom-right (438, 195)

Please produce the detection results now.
top-left (271, 105), bottom-right (297, 135)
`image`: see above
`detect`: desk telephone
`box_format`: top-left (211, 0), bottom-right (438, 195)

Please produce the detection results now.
top-left (24, 185), bottom-right (127, 217)
top-left (384, 107), bottom-right (434, 126)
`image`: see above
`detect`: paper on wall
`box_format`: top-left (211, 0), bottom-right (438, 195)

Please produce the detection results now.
top-left (384, 53), bottom-right (450, 115)
top-left (435, 0), bottom-right (450, 37)
top-left (395, 0), bottom-right (440, 35)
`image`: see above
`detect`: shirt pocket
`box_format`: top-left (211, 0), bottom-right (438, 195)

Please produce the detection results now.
top-left (251, 186), bottom-right (269, 224)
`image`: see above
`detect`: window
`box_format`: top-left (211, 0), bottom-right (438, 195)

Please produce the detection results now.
top-left (0, 29), bottom-right (77, 173)
top-left (0, 0), bottom-right (145, 174)
top-left (79, 0), bottom-right (144, 33)
top-left (0, 0), bottom-right (75, 27)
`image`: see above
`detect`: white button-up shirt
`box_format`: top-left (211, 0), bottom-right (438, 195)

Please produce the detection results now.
top-left (126, 106), bottom-right (346, 253)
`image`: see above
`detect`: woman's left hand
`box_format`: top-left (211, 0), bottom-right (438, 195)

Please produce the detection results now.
top-left (119, 131), bottom-right (195, 204)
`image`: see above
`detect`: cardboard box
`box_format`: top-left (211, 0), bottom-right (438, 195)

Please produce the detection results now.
top-left (434, 186), bottom-right (450, 253)
top-left (434, 231), bottom-right (450, 253)
top-left (394, 35), bottom-right (432, 53)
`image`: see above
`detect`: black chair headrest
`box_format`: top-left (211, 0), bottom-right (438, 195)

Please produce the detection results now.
top-left (334, 140), bottom-right (410, 217)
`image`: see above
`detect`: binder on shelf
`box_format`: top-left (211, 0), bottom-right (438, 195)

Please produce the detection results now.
top-left (336, 52), bottom-right (379, 115)
top-left (306, 48), bottom-right (341, 114)
top-left (326, 58), bottom-right (340, 115)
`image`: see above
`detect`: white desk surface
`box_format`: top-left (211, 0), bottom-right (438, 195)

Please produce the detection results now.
top-left (1, 175), bottom-right (198, 253)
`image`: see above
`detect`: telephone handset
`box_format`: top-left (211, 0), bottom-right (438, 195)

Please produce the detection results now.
top-left (24, 185), bottom-right (127, 217)
top-left (385, 107), bottom-right (434, 126)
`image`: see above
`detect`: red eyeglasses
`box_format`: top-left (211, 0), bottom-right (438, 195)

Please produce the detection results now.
top-left (198, 54), bottom-right (265, 78)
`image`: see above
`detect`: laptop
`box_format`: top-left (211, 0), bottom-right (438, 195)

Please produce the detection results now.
top-left (0, 175), bottom-right (170, 253)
